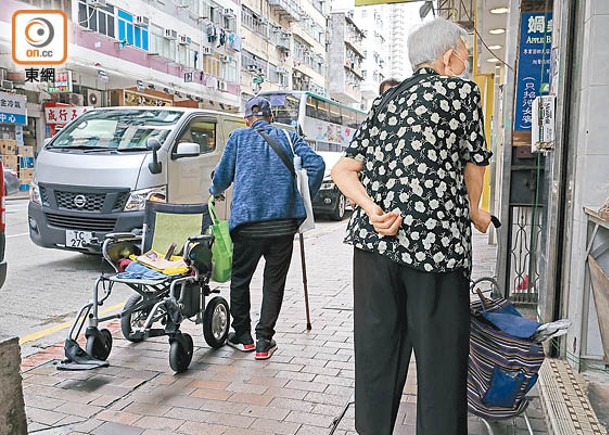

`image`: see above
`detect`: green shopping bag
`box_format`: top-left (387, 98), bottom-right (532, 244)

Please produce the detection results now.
top-left (208, 198), bottom-right (232, 282)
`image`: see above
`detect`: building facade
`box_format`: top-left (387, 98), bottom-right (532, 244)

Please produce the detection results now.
top-left (327, 10), bottom-right (365, 105)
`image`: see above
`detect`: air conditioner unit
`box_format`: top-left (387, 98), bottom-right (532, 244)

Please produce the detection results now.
top-left (178, 35), bottom-right (192, 45)
top-left (221, 55), bottom-right (234, 63)
top-left (246, 64), bottom-right (258, 73)
top-left (1, 80), bottom-right (14, 90)
top-left (86, 0), bottom-right (107, 7)
top-left (276, 66), bottom-right (288, 74)
top-left (218, 81), bottom-right (228, 92)
top-left (260, 17), bottom-right (269, 25)
top-left (135, 16), bottom-right (150, 26)
top-left (84, 89), bottom-right (102, 107)
top-left (201, 47), bottom-right (213, 55)
top-left (164, 29), bottom-right (178, 40)
top-left (222, 8), bottom-right (235, 17)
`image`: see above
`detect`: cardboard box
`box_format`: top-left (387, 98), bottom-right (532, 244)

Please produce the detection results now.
top-left (0, 141), bottom-right (16, 155)
top-left (19, 168), bottom-right (33, 179)
top-left (1, 155), bottom-right (18, 171)
top-left (19, 146), bottom-right (34, 157)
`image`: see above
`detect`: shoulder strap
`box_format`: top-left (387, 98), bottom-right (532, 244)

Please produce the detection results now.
top-left (282, 129), bottom-right (295, 155)
top-left (374, 73), bottom-right (429, 119)
top-left (256, 128), bottom-right (295, 177)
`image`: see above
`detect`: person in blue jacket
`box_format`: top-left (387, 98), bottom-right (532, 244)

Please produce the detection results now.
top-left (209, 96), bottom-right (324, 360)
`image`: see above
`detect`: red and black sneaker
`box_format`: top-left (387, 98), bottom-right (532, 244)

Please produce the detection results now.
top-left (227, 331), bottom-right (255, 352)
top-left (255, 338), bottom-right (277, 360)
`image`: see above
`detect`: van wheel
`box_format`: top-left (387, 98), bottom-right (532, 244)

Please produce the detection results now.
top-left (330, 194), bottom-right (346, 221)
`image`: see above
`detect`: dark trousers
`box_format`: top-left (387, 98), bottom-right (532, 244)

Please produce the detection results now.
top-left (230, 233), bottom-right (294, 340)
top-left (353, 248), bottom-right (470, 435)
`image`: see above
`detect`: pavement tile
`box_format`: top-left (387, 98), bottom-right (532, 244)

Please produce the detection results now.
top-left (221, 427), bottom-right (267, 435)
top-left (204, 411), bottom-right (256, 429)
top-left (97, 409), bottom-right (142, 425)
top-left (227, 392), bottom-right (273, 406)
top-left (285, 379), bottom-right (328, 393)
top-left (26, 407), bottom-right (69, 426)
top-left (275, 371), bottom-right (316, 382)
top-left (71, 418), bottom-right (104, 433)
top-left (24, 395), bottom-right (65, 411)
top-left (285, 410), bottom-right (335, 427)
top-left (313, 374), bottom-right (354, 387)
top-left (187, 379), bottom-right (231, 390)
top-left (242, 404), bottom-right (290, 421)
top-left (54, 402), bottom-right (104, 419)
top-left (92, 421), bottom-right (145, 435)
top-left (268, 397), bottom-right (315, 412)
top-left (226, 382), bottom-right (269, 395)
top-left (249, 418), bottom-right (302, 435)
top-left (163, 406), bottom-right (212, 423)
top-left (135, 415), bottom-right (184, 432)
top-left (243, 376), bottom-right (289, 388)
top-left (122, 402), bottom-right (172, 416)
top-left (191, 387), bottom-right (233, 401)
top-left (198, 399), bottom-right (248, 415)
top-left (264, 386), bottom-right (308, 400)
top-left (177, 421), bottom-right (229, 435)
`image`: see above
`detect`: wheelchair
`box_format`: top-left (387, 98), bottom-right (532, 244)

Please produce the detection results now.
top-left (58, 201), bottom-right (230, 373)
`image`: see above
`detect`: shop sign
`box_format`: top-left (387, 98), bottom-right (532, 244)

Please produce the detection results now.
top-left (47, 70), bottom-right (73, 93)
top-left (45, 106), bottom-right (90, 125)
top-left (514, 12), bottom-right (553, 131)
top-left (124, 90), bottom-right (171, 106)
top-left (0, 91), bottom-right (27, 125)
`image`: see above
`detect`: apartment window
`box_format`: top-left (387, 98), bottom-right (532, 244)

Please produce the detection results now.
top-left (362, 70), bottom-right (367, 80)
top-left (178, 44), bottom-right (198, 69)
top-left (24, 0), bottom-right (69, 12)
top-left (78, 0), bottom-right (115, 38)
top-left (268, 64), bottom-right (288, 87)
top-left (241, 6), bottom-right (268, 38)
top-left (242, 50), bottom-right (260, 72)
top-left (221, 60), bottom-right (238, 83)
top-left (150, 25), bottom-right (176, 61)
top-left (204, 55), bottom-right (221, 78)
top-left (117, 10), bottom-right (149, 50)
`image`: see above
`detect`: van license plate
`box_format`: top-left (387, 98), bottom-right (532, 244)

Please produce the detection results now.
top-left (66, 230), bottom-right (92, 248)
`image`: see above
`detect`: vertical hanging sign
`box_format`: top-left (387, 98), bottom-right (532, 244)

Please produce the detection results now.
top-left (514, 12), bottom-right (553, 132)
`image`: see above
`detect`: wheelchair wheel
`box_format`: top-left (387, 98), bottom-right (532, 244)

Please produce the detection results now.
top-left (121, 294), bottom-right (150, 343)
top-left (169, 333), bottom-right (194, 373)
top-left (203, 296), bottom-right (229, 348)
top-left (86, 328), bottom-right (113, 361)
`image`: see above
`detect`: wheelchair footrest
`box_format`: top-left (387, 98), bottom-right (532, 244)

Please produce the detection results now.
top-left (147, 328), bottom-right (167, 338)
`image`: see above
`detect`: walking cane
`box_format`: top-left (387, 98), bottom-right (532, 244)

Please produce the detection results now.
top-left (298, 233), bottom-right (312, 330)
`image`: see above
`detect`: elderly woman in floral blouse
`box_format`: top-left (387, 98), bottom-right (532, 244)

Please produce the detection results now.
top-left (332, 18), bottom-right (492, 435)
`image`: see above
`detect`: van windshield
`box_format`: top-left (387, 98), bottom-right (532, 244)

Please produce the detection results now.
top-left (48, 109), bottom-right (184, 151)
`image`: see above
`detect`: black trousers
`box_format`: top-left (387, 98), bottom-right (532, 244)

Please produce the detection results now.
top-left (353, 248), bottom-right (470, 435)
top-left (230, 233), bottom-right (294, 340)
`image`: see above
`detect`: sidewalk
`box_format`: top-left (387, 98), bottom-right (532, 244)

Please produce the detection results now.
top-left (20, 223), bottom-right (549, 435)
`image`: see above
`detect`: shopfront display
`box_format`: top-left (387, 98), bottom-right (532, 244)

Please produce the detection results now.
top-left (0, 90), bottom-right (30, 190)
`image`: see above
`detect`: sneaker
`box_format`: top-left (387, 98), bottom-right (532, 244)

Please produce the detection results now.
top-left (227, 331), bottom-right (255, 352)
top-left (255, 338), bottom-right (277, 360)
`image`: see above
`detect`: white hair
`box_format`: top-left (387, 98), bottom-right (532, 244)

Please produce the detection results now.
top-left (407, 18), bottom-right (468, 69)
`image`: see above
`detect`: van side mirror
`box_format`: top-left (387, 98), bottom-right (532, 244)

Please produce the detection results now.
top-left (146, 137), bottom-right (162, 174)
top-left (175, 142), bottom-right (200, 158)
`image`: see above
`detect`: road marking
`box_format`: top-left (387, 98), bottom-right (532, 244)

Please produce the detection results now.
top-left (7, 232), bottom-right (29, 239)
top-left (19, 301), bottom-right (126, 345)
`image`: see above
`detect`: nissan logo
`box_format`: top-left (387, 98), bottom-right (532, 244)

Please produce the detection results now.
top-left (73, 194), bottom-right (87, 208)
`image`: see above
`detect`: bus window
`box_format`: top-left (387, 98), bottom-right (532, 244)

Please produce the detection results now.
top-left (263, 93), bottom-right (301, 125)
top-left (306, 96), bottom-right (317, 118)
top-left (343, 108), bottom-right (356, 129)
top-left (329, 105), bottom-right (342, 124)
top-left (317, 100), bottom-right (330, 122)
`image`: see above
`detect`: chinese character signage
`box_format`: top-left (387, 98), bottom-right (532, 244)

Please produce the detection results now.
top-left (0, 91), bottom-right (27, 125)
top-left (514, 12), bottom-right (553, 131)
top-left (45, 106), bottom-right (90, 125)
top-left (48, 71), bottom-right (73, 93)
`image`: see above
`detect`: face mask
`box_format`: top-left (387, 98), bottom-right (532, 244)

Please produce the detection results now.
top-left (451, 52), bottom-right (471, 79)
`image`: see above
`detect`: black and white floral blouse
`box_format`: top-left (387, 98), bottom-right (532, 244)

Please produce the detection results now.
top-left (344, 67), bottom-right (492, 275)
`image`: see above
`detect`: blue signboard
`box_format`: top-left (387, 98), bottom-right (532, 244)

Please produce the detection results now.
top-left (514, 12), bottom-right (553, 131)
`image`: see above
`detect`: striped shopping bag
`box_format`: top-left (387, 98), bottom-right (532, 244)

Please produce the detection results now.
top-left (468, 296), bottom-right (545, 419)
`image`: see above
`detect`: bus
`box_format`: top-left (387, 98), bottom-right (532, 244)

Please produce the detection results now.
top-left (257, 91), bottom-right (367, 220)
top-left (258, 91), bottom-right (366, 152)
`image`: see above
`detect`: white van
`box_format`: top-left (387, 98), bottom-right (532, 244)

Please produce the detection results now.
top-left (28, 107), bottom-right (245, 253)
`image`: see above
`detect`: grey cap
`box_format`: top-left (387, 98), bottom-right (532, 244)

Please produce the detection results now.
top-left (244, 96), bottom-right (272, 117)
